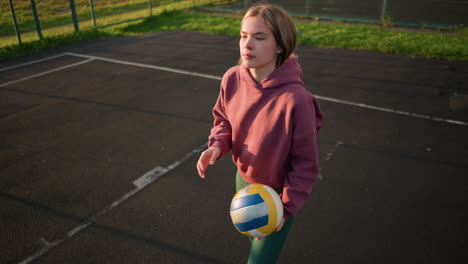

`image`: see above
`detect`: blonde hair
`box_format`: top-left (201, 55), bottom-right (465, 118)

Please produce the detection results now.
top-left (240, 4), bottom-right (297, 67)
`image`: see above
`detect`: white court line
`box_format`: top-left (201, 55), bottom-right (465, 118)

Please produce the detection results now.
top-left (314, 95), bottom-right (468, 126)
top-left (65, 52), bottom-right (223, 81)
top-left (2, 51), bottom-right (466, 126)
top-left (323, 140), bottom-right (344, 161)
top-left (0, 53), bottom-right (69, 73)
top-left (19, 143), bottom-right (208, 264)
top-left (3, 49), bottom-right (464, 262)
top-left (133, 166), bottom-right (165, 188)
top-left (64, 52), bottom-right (468, 127)
top-left (0, 58), bottom-right (94, 88)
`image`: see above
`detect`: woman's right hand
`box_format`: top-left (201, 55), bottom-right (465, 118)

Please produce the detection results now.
top-left (196, 147), bottom-right (221, 179)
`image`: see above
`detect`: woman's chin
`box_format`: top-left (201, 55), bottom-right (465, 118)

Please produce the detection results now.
top-left (241, 59), bottom-right (255, 68)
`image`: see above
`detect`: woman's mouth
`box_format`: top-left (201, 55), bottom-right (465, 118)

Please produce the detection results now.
top-left (242, 54), bottom-right (254, 59)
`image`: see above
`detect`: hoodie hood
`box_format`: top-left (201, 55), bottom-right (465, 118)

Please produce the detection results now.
top-left (239, 56), bottom-right (304, 90)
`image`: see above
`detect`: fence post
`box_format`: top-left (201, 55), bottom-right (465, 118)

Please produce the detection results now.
top-left (69, 0), bottom-right (80, 32)
top-left (89, 0), bottom-right (97, 28)
top-left (306, 0), bottom-right (311, 17)
top-left (30, 0), bottom-right (43, 39)
top-left (381, 0), bottom-right (388, 20)
top-left (244, 0), bottom-right (249, 10)
top-left (8, 0), bottom-right (22, 45)
top-left (148, 0), bottom-right (153, 17)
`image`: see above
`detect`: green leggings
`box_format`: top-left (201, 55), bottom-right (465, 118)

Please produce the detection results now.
top-left (236, 171), bottom-right (294, 264)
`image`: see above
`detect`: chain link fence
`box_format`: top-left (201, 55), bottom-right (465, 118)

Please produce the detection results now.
top-left (1, 0), bottom-right (217, 47)
top-left (2, 0), bottom-right (467, 48)
top-left (195, 0), bottom-right (468, 28)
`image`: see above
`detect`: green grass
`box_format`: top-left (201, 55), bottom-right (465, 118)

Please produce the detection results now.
top-left (122, 10), bottom-right (468, 61)
top-left (0, 0), bottom-right (227, 50)
top-left (1, 8), bottom-right (467, 61)
top-left (1, 0), bottom-right (151, 36)
top-left (121, 9), bottom-right (241, 35)
top-left (0, 30), bottom-right (113, 59)
top-left (296, 23), bottom-right (468, 61)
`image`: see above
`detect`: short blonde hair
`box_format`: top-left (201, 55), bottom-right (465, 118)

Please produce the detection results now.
top-left (241, 4), bottom-right (297, 67)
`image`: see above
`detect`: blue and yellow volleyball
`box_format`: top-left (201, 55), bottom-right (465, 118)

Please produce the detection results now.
top-left (230, 183), bottom-right (284, 238)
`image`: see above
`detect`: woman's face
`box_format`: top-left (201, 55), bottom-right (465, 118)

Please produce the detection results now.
top-left (239, 16), bottom-right (280, 72)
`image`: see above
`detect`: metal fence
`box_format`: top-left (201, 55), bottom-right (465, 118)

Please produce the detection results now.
top-left (2, 0), bottom-right (467, 48)
top-left (194, 0), bottom-right (468, 28)
top-left (1, 0), bottom-right (216, 47)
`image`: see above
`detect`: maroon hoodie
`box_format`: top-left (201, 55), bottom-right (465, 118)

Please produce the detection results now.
top-left (209, 56), bottom-right (323, 220)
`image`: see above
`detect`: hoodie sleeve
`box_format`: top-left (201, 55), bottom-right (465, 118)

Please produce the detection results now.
top-left (208, 75), bottom-right (232, 158)
top-left (281, 94), bottom-right (323, 221)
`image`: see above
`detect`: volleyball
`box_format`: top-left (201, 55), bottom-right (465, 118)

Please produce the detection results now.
top-left (230, 183), bottom-right (283, 238)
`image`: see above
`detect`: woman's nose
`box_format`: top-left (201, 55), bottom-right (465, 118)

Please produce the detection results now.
top-left (244, 37), bottom-right (253, 49)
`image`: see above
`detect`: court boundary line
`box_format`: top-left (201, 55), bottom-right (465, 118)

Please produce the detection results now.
top-left (2, 49), bottom-right (464, 262)
top-left (66, 52), bottom-right (223, 81)
top-left (0, 53), bottom-right (69, 73)
top-left (314, 95), bottom-right (468, 126)
top-left (0, 58), bottom-right (94, 88)
top-left (2, 51), bottom-right (466, 126)
top-left (66, 52), bottom-right (468, 127)
top-left (19, 143), bottom-right (208, 264)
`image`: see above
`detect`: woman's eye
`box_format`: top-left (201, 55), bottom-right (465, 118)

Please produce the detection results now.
top-left (256, 37), bottom-right (265, 41)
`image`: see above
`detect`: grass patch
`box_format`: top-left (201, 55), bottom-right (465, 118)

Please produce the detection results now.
top-left (0, 30), bottom-right (113, 59)
top-left (121, 10), bottom-right (468, 61)
top-left (0, 0), bottom-right (176, 36)
top-left (0, 0), bottom-right (229, 57)
top-left (122, 8), bottom-right (240, 35)
top-left (296, 22), bottom-right (468, 61)
top-left (1, 8), bottom-right (467, 61)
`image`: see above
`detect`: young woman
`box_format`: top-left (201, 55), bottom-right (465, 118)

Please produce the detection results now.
top-left (197, 4), bottom-right (323, 263)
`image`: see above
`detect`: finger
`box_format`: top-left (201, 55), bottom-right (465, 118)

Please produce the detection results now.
top-left (198, 152), bottom-right (208, 168)
top-left (198, 163), bottom-right (205, 178)
top-left (209, 148), bottom-right (220, 165)
top-left (209, 155), bottom-right (216, 165)
top-left (275, 218), bottom-right (285, 232)
top-left (197, 165), bottom-right (203, 178)
top-left (196, 160), bottom-right (205, 178)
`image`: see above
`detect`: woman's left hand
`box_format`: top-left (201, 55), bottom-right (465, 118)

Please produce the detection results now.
top-left (255, 217), bottom-right (286, 240)
top-left (275, 217), bottom-right (286, 232)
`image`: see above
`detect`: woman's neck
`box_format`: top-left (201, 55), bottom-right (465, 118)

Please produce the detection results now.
top-left (249, 64), bottom-right (276, 83)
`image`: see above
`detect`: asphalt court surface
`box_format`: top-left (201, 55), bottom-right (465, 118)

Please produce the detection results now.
top-left (1, 31), bottom-right (467, 263)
